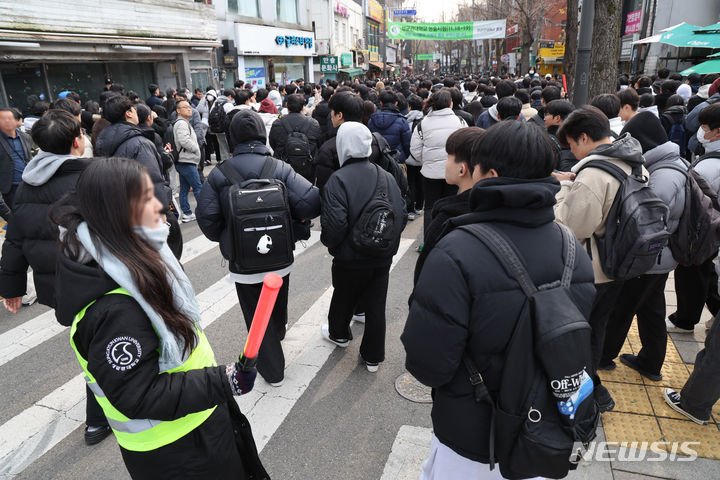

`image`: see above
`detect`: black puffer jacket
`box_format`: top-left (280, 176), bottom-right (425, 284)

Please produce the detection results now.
top-left (402, 176), bottom-right (596, 464)
top-left (195, 141), bottom-right (320, 274)
top-left (320, 157), bottom-right (407, 268)
top-left (311, 100), bottom-right (331, 141)
top-left (55, 249), bottom-right (268, 479)
top-left (0, 156), bottom-right (89, 307)
top-left (95, 122), bottom-right (172, 210)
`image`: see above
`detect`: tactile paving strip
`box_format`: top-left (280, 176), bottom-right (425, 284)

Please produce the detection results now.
top-left (664, 340), bottom-right (683, 363)
top-left (657, 417), bottom-right (720, 460)
top-left (598, 362), bottom-right (644, 385)
top-left (605, 381), bottom-right (654, 415)
top-left (645, 385), bottom-right (690, 421)
top-left (603, 412), bottom-right (663, 446)
top-left (642, 362), bottom-right (690, 389)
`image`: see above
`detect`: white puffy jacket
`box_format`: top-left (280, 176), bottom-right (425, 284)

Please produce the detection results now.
top-left (409, 108), bottom-right (466, 179)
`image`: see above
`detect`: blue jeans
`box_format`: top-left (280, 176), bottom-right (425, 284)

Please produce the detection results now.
top-left (176, 162), bottom-right (202, 215)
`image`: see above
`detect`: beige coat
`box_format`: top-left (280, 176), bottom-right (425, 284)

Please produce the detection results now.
top-left (554, 153), bottom-right (648, 284)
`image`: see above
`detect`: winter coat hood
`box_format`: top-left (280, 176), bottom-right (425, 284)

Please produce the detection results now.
top-left (468, 176), bottom-right (560, 227)
top-left (22, 151), bottom-right (78, 186)
top-left (370, 106), bottom-right (404, 130)
top-left (573, 133), bottom-right (644, 172)
top-left (94, 122), bottom-right (144, 157)
top-left (229, 109), bottom-right (267, 145)
top-left (336, 122), bottom-right (372, 166)
top-left (54, 254), bottom-right (119, 326)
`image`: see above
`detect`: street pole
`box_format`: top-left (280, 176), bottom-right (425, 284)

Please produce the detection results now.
top-left (573, 0), bottom-right (594, 106)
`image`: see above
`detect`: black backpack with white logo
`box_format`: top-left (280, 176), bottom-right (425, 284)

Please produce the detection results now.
top-left (350, 164), bottom-right (405, 257)
top-left (280, 117), bottom-right (314, 182)
top-left (578, 160), bottom-right (670, 280)
top-left (209, 98), bottom-right (230, 134)
top-left (217, 156), bottom-right (294, 275)
top-left (163, 119), bottom-right (182, 164)
top-left (458, 222), bottom-right (599, 480)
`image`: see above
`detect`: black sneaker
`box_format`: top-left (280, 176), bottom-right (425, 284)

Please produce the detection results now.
top-left (84, 425), bottom-right (112, 446)
top-left (619, 354), bottom-right (662, 381)
top-left (663, 388), bottom-right (710, 425)
top-left (594, 384), bottom-right (615, 413)
top-left (597, 360), bottom-right (616, 371)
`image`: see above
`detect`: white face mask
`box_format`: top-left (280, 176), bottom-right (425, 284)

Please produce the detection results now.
top-left (698, 128), bottom-right (711, 145)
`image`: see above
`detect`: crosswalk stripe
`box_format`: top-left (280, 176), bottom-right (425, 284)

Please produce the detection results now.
top-left (238, 238), bottom-right (415, 452)
top-left (0, 232), bottom-right (217, 368)
top-left (0, 231), bottom-right (322, 478)
top-left (379, 425), bottom-right (432, 480)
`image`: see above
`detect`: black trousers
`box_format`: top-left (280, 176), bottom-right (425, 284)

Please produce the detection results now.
top-left (166, 211), bottom-right (183, 260)
top-left (589, 281), bottom-right (625, 384)
top-left (422, 177), bottom-right (457, 234)
top-left (681, 311), bottom-right (720, 419)
top-left (601, 273), bottom-right (669, 375)
top-left (86, 385), bottom-right (108, 427)
top-left (235, 275), bottom-right (290, 384)
top-left (328, 264), bottom-right (390, 364)
top-left (668, 258), bottom-right (720, 329)
top-left (406, 165), bottom-right (424, 212)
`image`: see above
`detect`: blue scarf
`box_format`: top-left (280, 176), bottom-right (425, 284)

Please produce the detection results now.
top-left (76, 221), bottom-right (202, 371)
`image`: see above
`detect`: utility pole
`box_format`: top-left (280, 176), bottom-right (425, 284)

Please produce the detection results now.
top-left (573, 0), bottom-right (594, 107)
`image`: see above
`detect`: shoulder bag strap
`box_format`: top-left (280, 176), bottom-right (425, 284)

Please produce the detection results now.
top-left (259, 157), bottom-right (277, 179)
top-left (557, 223), bottom-right (577, 289)
top-left (581, 159), bottom-right (628, 182)
top-left (217, 160), bottom-right (246, 186)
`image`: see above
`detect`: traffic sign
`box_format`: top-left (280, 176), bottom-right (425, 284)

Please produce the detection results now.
top-left (393, 9), bottom-right (417, 16)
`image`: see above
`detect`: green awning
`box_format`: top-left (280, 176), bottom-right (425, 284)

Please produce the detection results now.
top-left (338, 68), bottom-right (363, 76)
top-left (660, 22), bottom-right (720, 48)
top-left (680, 59), bottom-right (720, 76)
top-left (693, 23), bottom-right (720, 34)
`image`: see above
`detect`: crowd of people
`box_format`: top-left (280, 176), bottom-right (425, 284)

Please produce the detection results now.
top-left (0, 67), bottom-right (719, 479)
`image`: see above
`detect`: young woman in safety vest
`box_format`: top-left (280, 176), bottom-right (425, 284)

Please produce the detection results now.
top-left (51, 157), bottom-right (268, 480)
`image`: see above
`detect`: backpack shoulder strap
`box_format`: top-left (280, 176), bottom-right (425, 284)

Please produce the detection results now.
top-left (580, 159), bottom-right (628, 182)
top-left (217, 160), bottom-right (246, 186)
top-left (259, 157), bottom-right (277, 179)
top-left (458, 223), bottom-right (537, 297)
top-left (372, 132), bottom-right (390, 152)
top-left (557, 223), bottom-right (577, 289)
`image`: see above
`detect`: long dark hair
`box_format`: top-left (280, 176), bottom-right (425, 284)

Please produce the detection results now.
top-left (51, 157), bottom-right (197, 354)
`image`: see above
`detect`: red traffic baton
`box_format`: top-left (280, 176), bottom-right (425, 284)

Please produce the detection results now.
top-left (238, 273), bottom-right (283, 372)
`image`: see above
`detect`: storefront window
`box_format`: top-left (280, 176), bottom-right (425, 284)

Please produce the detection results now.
top-left (107, 63), bottom-right (154, 100)
top-left (1, 65), bottom-right (47, 115)
top-left (277, 0), bottom-right (298, 24)
top-left (228, 0), bottom-right (259, 18)
top-left (244, 57), bottom-right (267, 90)
top-left (45, 63), bottom-right (106, 107)
top-left (268, 56), bottom-right (305, 85)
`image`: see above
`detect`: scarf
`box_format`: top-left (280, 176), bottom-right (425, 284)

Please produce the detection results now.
top-left (76, 221), bottom-right (202, 371)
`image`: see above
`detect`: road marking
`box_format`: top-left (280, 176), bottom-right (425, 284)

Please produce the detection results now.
top-left (379, 425), bottom-right (432, 480)
top-left (0, 232), bottom-right (218, 368)
top-left (237, 238), bottom-right (415, 452)
top-left (0, 231), bottom-right (322, 478)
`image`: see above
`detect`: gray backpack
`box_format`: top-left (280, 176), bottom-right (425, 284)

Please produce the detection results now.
top-left (578, 160), bottom-right (669, 280)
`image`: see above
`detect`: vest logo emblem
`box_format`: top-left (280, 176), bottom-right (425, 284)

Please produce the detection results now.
top-left (106, 336), bottom-right (142, 371)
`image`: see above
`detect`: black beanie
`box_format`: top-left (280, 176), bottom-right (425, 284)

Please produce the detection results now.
top-left (620, 111), bottom-right (668, 153)
top-left (228, 109), bottom-right (267, 146)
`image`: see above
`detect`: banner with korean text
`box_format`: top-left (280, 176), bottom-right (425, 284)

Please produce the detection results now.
top-left (387, 19), bottom-right (506, 40)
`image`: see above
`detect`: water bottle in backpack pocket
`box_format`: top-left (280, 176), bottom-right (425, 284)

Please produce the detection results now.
top-left (218, 159), bottom-right (294, 275)
top-left (460, 223), bottom-right (599, 480)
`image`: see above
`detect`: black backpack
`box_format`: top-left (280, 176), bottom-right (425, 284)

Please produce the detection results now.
top-left (350, 164), bottom-right (406, 257)
top-left (578, 160), bottom-right (670, 280)
top-left (217, 157), bottom-right (294, 275)
top-left (371, 132), bottom-right (409, 200)
top-left (459, 222), bottom-right (599, 480)
top-left (655, 157), bottom-right (720, 266)
top-left (280, 117), bottom-right (314, 181)
top-left (209, 98), bottom-right (230, 134)
top-left (662, 113), bottom-right (687, 155)
top-left (163, 119), bottom-right (182, 164)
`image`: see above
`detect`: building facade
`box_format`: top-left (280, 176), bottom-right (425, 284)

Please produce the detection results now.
top-left (0, 0), bottom-right (217, 112)
top-left (310, 0), bottom-right (364, 80)
top-left (215, 0), bottom-right (316, 90)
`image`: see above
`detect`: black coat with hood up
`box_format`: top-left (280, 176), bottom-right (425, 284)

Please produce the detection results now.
top-left (402, 177), bottom-right (596, 464)
top-left (195, 111), bottom-right (321, 275)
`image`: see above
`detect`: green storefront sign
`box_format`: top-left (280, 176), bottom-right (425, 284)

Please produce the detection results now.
top-left (320, 56), bottom-right (339, 73)
top-left (387, 19), bottom-right (506, 40)
top-left (340, 53), bottom-right (353, 67)
top-left (415, 54), bottom-right (435, 60)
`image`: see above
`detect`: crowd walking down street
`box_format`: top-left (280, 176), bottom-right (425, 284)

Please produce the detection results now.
top-left (2, 62), bottom-right (720, 480)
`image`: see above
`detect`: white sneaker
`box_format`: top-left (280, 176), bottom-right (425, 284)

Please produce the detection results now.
top-left (352, 313), bottom-right (366, 324)
top-left (270, 380), bottom-right (284, 387)
top-left (365, 362), bottom-right (379, 373)
top-left (181, 213), bottom-right (196, 223)
top-left (320, 324), bottom-right (349, 347)
top-left (665, 318), bottom-right (693, 334)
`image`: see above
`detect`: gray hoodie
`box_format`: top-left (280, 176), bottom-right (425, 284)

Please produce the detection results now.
top-left (336, 122), bottom-right (372, 167)
top-left (22, 151), bottom-right (77, 186)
